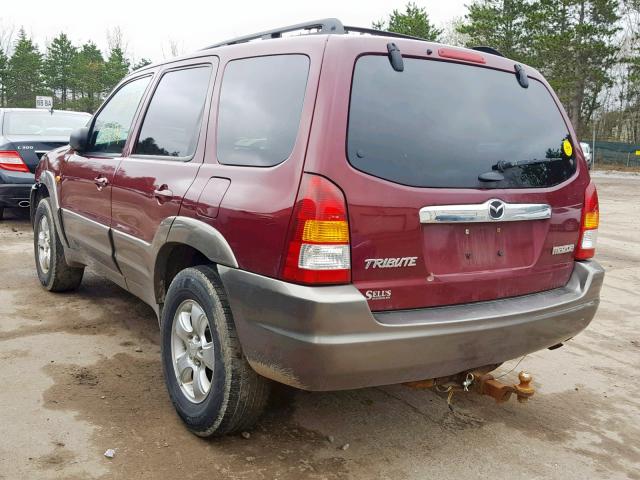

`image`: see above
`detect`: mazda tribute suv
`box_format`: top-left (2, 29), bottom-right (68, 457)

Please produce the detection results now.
top-left (31, 19), bottom-right (604, 436)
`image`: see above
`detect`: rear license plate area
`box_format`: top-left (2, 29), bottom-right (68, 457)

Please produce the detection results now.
top-left (422, 223), bottom-right (536, 274)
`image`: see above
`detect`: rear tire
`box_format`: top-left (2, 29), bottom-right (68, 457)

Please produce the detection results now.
top-left (0, 207), bottom-right (4, 220)
top-left (33, 197), bottom-right (84, 292)
top-left (161, 265), bottom-right (271, 437)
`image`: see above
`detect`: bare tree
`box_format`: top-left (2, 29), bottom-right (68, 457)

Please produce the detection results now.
top-left (162, 39), bottom-right (185, 59)
top-left (0, 22), bottom-right (15, 106)
top-left (440, 17), bottom-right (468, 47)
top-left (0, 22), bottom-right (15, 56)
top-left (591, 1), bottom-right (640, 144)
top-left (106, 26), bottom-right (128, 55)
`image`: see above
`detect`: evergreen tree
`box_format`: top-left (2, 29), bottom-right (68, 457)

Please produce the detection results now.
top-left (373, 2), bottom-right (443, 41)
top-left (44, 33), bottom-right (77, 106)
top-left (7, 28), bottom-right (44, 108)
top-left (457, 0), bottom-right (535, 62)
top-left (103, 46), bottom-right (130, 93)
top-left (0, 49), bottom-right (8, 106)
top-left (132, 58), bottom-right (152, 71)
top-left (71, 42), bottom-right (105, 113)
top-left (531, 0), bottom-right (620, 135)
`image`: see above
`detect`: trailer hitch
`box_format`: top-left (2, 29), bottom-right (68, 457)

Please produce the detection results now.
top-left (473, 371), bottom-right (535, 403)
top-left (404, 369), bottom-right (535, 405)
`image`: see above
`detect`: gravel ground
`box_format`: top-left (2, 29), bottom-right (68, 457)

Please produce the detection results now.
top-left (0, 174), bottom-right (638, 480)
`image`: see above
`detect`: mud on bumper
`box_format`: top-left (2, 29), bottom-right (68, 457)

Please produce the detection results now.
top-left (219, 261), bottom-right (604, 391)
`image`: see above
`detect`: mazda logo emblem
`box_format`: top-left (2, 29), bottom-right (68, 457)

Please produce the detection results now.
top-left (489, 200), bottom-right (505, 220)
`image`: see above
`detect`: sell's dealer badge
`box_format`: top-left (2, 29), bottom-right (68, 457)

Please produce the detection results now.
top-left (365, 290), bottom-right (392, 300)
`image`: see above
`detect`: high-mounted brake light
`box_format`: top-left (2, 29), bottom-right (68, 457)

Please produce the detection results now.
top-left (575, 181), bottom-right (599, 260)
top-left (0, 151), bottom-right (29, 173)
top-left (438, 48), bottom-right (486, 64)
top-left (282, 174), bottom-right (350, 285)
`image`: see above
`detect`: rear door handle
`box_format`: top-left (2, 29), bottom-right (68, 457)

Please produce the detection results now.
top-left (154, 186), bottom-right (174, 203)
top-left (94, 176), bottom-right (109, 190)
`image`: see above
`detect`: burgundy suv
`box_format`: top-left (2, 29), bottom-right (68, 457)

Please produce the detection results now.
top-left (31, 20), bottom-right (604, 437)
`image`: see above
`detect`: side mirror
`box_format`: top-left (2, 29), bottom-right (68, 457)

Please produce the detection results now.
top-left (70, 127), bottom-right (90, 152)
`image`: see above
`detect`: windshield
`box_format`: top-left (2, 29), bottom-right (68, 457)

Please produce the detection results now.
top-left (3, 111), bottom-right (90, 137)
top-left (347, 56), bottom-right (576, 189)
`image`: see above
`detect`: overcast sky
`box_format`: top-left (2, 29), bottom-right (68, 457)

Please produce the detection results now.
top-left (0, 0), bottom-right (468, 61)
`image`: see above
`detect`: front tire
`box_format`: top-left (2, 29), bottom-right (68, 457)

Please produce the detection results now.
top-left (161, 265), bottom-right (271, 437)
top-left (33, 197), bottom-right (84, 291)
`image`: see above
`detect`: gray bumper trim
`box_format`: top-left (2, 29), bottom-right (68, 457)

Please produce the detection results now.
top-left (219, 261), bottom-right (604, 391)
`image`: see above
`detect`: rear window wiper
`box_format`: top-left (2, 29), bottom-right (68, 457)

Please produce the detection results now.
top-left (492, 157), bottom-right (563, 172)
top-left (478, 157), bottom-right (564, 182)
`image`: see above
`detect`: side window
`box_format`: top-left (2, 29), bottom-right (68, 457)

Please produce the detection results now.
top-left (217, 55), bottom-right (309, 167)
top-left (89, 76), bottom-right (151, 154)
top-left (134, 66), bottom-right (212, 158)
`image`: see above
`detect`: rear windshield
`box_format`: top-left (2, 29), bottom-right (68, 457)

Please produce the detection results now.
top-left (3, 111), bottom-right (89, 136)
top-left (347, 56), bottom-right (576, 189)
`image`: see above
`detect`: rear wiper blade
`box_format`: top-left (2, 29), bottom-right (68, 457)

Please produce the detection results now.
top-left (492, 157), bottom-right (563, 172)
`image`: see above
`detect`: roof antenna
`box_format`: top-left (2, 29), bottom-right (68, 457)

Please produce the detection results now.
top-left (514, 64), bottom-right (529, 88)
top-left (387, 43), bottom-right (404, 72)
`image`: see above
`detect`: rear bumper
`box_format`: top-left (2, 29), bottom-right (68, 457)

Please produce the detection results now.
top-left (0, 183), bottom-right (33, 207)
top-left (219, 260), bottom-right (604, 391)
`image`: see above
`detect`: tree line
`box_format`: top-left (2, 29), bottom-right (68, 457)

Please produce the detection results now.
top-left (376, 1), bottom-right (639, 143)
top-left (0, 3), bottom-right (637, 144)
top-left (0, 27), bottom-right (151, 113)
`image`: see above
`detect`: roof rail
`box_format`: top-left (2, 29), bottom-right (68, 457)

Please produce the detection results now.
top-left (202, 18), bottom-right (430, 50)
top-left (342, 25), bottom-right (427, 42)
top-left (471, 46), bottom-right (504, 57)
top-left (203, 18), bottom-right (345, 49)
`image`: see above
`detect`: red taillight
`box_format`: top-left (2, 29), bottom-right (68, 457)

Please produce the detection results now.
top-left (575, 181), bottom-right (599, 260)
top-left (282, 174), bottom-right (351, 285)
top-left (0, 151), bottom-right (29, 173)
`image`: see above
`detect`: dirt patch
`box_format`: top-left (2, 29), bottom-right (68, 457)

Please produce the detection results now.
top-left (42, 354), bottom-right (350, 479)
top-left (37, 443), bottom-right (76, 471)
top-left (71, 367), bottom-right (100, 386)
top-left (0, 348), bottom-right (29, 360)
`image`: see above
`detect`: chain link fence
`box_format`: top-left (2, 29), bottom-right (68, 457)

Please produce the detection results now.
top-left (581, 140), bottom-right (640, 168)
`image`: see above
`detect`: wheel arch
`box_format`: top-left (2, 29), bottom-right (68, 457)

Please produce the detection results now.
top-left (30, 171), bottom-right (70, 248)
top-left (30, 182), bottom-right (49, 226)
top-left (152, 216), bottom-right (238, 306)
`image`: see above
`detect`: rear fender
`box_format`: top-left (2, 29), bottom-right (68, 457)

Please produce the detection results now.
top-left (152, 216), bottom-right (238, 304)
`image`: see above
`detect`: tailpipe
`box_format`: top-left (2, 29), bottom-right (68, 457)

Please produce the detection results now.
top-left (18, 200), bottom-right (30, 208)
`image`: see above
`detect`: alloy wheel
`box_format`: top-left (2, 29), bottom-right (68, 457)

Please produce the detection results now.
top-left (171, 299), bottom-right (215, 403)
top-left (37, 216), bottom-right (51, 274)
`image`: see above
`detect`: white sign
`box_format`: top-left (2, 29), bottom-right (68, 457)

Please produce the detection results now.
top-left (36, 96), bottom-right (53, 109)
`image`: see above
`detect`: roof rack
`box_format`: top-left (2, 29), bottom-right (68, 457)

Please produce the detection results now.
top-left (203, 18), bottom-right (428, 49)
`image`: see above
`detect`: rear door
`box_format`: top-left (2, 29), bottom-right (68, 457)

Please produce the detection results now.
top-left (306, 38), bottom-right (590, 311)
top-left (110, 58), bottom-right (217, 297)
top-left (60, 75), bottom-right (152, 274)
